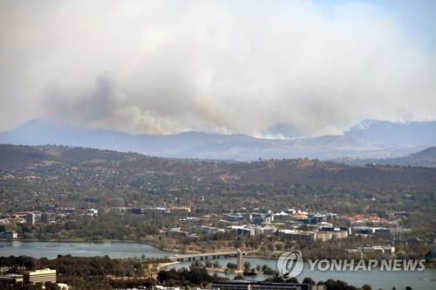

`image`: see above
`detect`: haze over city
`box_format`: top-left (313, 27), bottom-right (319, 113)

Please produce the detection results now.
top-left (1, 0), bottom-right (435, 138)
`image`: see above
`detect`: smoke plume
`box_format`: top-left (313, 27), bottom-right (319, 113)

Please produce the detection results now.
top-left (0, 0), bottom-right (435, 137)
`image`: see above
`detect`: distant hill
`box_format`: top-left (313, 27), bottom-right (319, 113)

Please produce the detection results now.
top-left (409, 146), bottom-right (436, 160)
top-left (1, 144), bottom-right (436, 192)
top-left (0, 119), bottom-right (435, 161)
top-left (0, 144), bottom-right (55, 169)
top-left (345, 120), bottom-right (436, 146)
top-left (334, 146), bottom-right (436, 167)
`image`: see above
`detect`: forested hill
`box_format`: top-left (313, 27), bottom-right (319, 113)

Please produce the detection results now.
top-left (1, 144), bottom-right (436, 192)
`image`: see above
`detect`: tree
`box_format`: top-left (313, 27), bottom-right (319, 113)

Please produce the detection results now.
top-left (262, 264), bottom-right (275, 275)
top-left (287, 277), bottom-right (299, 283)
top-left (244, 261), bottom-right (251, 271)
top-left (204, 260), bottom-right (212, 268)
top-left (227, 262), bottom-right (237, 270)
top-left (234, 274), bottom-right (244, 280)
top-left (44, 282), bottom-right (61, 290)
top-left (213, 261), bottom-right (221, 268)
top-left (302, 277), bottom-right (315, 285)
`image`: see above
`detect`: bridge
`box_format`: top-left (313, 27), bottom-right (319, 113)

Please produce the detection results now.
top-left (169, 250), bottom-right (253, 262)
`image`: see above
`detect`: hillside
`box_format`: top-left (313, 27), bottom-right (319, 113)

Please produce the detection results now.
top-left (1, 144), bottom-right (436, 193)
top-left (335, 146), bottom-right (436, 167)
top-left (0, 144), bottom-right (55, 169)
top-left (409, 146), bottom-right (436, 163)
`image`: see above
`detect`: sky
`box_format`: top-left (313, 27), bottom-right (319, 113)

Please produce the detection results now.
top-left (0, 0), bottom-right (435, 138)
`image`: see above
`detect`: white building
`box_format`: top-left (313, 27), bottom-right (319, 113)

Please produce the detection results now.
top-left (24, 269), bottom-right (56, 284)
top-left (87, 208), bottom-right (98, 216)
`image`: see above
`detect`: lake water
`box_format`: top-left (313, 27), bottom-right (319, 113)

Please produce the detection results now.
top-left (0, 241), bottom-right (435, 290)
top-left (0, 241), bottom-right (172, 259)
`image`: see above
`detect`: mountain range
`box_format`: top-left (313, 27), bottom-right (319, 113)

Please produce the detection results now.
top-left (0, 119), bottom-right (435, 162)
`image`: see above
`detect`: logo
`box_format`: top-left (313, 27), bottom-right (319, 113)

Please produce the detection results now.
top-left (276, 250), bottom-right (426, 279)
top-left (276, 250), bottom-right (304, 279)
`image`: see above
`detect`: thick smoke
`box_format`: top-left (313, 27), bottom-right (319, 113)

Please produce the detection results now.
top-left (0, 0), bottom-right (435, 137)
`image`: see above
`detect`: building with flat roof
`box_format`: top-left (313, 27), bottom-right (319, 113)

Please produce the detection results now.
top-left (211, 281), bottom-right (326, 290)
top-left (24, 269), bottom-right (56, 284)
top-left (0, 274), bottom-right (23, 285)
top-left (0, 230), bottom-right (18, 239)
top-left (278, 230), bottom-right (317, 242)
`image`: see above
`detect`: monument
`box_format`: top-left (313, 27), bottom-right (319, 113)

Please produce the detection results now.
top-left (236, 249), bottom-right (244, 272)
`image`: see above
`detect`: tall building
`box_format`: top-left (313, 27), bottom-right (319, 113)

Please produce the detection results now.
top-left (41, 213), bottom-right (51, 224)
top-left (26, 213), bottom-right (35, 225)
top-left (236, 249), bottom-right (244, 271)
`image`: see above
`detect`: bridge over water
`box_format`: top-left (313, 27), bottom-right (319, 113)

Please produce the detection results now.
top-left (169, 250), bottom-right (253, 262)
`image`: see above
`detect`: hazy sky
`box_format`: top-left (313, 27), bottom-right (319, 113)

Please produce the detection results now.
top-left (1, 0), bottom-right (435, 137)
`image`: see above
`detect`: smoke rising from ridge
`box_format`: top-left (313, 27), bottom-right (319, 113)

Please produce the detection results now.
top-left (0, 0), bottom-right (435, 137)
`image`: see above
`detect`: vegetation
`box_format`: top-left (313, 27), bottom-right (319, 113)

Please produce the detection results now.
top-left (0, 255), bottom-right (420, 290)
top-left (0, 255), bottom-right (165, 290)
top-left (0, 145), bottom-right (434, 289)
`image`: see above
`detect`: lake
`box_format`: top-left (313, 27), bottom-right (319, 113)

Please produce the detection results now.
top-left (0, 241), bottom-right (172, 259)
top-left (0, 241), bottom-right (435, 290)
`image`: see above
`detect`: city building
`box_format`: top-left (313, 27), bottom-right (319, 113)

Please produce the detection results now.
top-left (200, 225), bottom-right (225, 234)
top-left (315, 231), bottom-right (332, 242)
top-left (26, 213), bottom-right (35, 225)
top-left (0, 274), bottom-right (23, 285)
top-left (318, 227), bottom-right (348, 239)
top-left (24, 269), bottom-right (56, 284)
top-left (331, 230), bottom-right (348, 239)
top-left (348, 245), bottom-right (395, 255)
top-left (278, 230), bottom-right (317, 242)
top-left (251, 214), bottom-right (266, 225)
top-left (171, 206), bottom-right (191, 215)
top-left (229, 225), bottom-right (254, 236)
top-left (224, 214), bottom-right (245, 223)
top-left (86, 208), bottom-right (98, 216)
top-left (389, 227), bottom-right (412, 235)
top-left (41, 213), bottom-right (51, 224)
top-left (211, 281), bottom-right (326, 290)
top-left (0, 230), bottom-right (18, 239)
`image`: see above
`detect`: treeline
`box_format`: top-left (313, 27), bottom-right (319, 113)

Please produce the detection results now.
top-left (157, 266), bottom-right (220, 287)
top-left (0, 256), bottom-right (36, 272)
top-left (0, 255), bottom-right (168, 278)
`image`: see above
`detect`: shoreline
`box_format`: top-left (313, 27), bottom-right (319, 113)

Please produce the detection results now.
top-left (2, 240), bottom-right (434, 269)
top-left (157, 261), bottom-right (180, 270)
